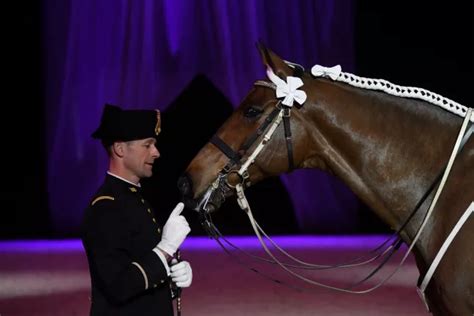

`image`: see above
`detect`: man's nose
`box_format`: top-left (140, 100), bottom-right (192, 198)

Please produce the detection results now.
top-left (153, 146), bottom-right (160, 158)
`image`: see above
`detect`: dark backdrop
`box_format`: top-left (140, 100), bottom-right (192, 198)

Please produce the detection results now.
top-left (1, 1), bottom-right (472, 239)
top-left (1, 1), bottom-right (50, 238)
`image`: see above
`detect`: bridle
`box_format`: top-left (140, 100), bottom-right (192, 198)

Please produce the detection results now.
top-left (198, 65), bottom-right (306, 218)
top-left (209, 82), bottom-right (297, 191)
top-left (195, 66), bottom-right (474, 298)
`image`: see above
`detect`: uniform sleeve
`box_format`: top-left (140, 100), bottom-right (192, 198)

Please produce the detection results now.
top-left (82, 199), bottom-right (169, 304)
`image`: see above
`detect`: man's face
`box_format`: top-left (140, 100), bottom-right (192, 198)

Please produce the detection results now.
top-left (122, 137), bottom-right (160, 180)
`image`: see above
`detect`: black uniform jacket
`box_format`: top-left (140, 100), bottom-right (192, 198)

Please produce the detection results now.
top-left (81, 174), bottom-right (173, 316)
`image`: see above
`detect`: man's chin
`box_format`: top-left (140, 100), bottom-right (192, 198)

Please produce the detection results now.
top-left (138, 169), bottom-right (152, 179)
top-left (143, 171), bottom-right (153, 178)
top-left (142, 165), bottom-right (154, 177)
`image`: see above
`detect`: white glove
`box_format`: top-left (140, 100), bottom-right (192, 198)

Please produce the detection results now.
top-left (157, 203), bottom-right (191, 256)
top-left (171, 259), bottom-right (193, 288)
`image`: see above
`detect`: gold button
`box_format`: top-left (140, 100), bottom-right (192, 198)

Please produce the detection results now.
top-left (141, 199), bottom-right (145, 203)
top-left (147, 208), bottom-right (151, 214)
top-left (160, 279), bottom-right (165, 283)
top-left (153, 284), bottom-right (158, 288)
top-left (157, 228), bottom-right (161, 234)
top-left (152, 218), bottom-right (156, 223)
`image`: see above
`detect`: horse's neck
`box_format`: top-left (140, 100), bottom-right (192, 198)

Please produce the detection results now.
top-left (305, 80), bottom-right (461, 248)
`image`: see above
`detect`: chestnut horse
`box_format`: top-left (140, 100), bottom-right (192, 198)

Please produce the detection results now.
top-left (178, 44), bottom-right (473, 315)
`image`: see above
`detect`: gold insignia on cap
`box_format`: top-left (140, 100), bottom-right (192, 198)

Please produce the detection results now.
top-left (155, 110), bottom-right (161, 135)
top-left (91, 196), bottom-right (115, 206)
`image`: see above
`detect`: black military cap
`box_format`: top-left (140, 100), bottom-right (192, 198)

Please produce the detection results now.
top-left (91, 104), bottom-right (161, 143)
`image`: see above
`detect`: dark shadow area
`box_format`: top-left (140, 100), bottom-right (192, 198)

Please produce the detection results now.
top-left (142, 74), bottom-right (299, 235)
top-left (0, 1), bottom-right (51, 239)
top-left (355, 2), bottom-right (472, 106)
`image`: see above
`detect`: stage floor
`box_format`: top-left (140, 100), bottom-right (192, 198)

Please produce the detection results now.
top-left (0, 236), bottom-right (429, 315)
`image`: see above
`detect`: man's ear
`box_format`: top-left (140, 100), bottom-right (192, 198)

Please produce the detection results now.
top-left (256, 41), bottom-right (292, 79)
top-left (112, 142), bottom-right (125, 158)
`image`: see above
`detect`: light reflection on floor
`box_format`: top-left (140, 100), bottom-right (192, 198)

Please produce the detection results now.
top-left (0, 236), bottom-right (427, 316)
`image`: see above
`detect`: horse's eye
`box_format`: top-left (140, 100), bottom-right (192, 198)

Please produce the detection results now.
top-left (244, 106), bottom-right (263, 118)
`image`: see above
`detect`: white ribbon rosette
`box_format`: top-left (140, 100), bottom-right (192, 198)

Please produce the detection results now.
top-left (266, 68), bottom-right (307, 107)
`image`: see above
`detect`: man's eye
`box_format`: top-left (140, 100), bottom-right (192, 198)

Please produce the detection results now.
top-left (244, 106), bottom-right (263, 118)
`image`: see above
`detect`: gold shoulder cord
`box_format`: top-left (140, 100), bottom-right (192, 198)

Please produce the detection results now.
top-left (91, 196), bottom-right (115, 206)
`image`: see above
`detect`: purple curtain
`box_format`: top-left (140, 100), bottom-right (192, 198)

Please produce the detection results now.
top-left (43, 0), bottom-right (355, 234)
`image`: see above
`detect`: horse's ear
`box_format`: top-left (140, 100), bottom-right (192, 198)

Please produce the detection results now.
top-left (255, 41), bottom-right (292, 78)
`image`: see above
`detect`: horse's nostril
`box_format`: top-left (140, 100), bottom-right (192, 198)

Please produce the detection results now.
top-left (177, 174), bottom-right (192, 196)
top-left (204, 203), bottom-right (215, 213)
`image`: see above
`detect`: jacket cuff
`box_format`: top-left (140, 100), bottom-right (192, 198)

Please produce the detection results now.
top-left (137, 250), bottom-right (169, 289)
top-left (153, 247), bottom-right (171, 276)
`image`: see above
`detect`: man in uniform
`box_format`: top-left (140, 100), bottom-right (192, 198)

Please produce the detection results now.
top-left (81, 103), bottom-right (192, 315)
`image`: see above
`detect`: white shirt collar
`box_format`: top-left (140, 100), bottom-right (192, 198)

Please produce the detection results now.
top-left (107, 171), bottom-right (141, 187)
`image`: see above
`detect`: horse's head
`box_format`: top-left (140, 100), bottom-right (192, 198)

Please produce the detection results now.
top-left (178, 43), bottom-right (316, 213)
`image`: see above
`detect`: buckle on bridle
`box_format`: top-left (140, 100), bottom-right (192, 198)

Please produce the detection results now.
top-left (223, 163), bottom-right (233, 174)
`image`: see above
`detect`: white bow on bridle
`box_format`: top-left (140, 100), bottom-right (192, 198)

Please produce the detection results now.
top-left (266, 68), bottom-right (307, 107)
top-left (311, 64), bottom-right (342, 80)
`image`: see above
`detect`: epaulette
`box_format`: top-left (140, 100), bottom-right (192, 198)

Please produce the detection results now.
top-left (91, 195), bottom-right (115, 206)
